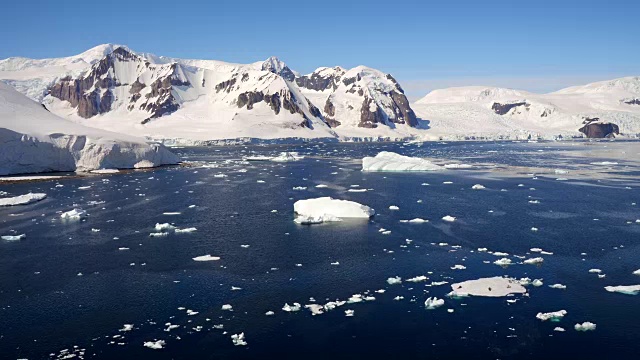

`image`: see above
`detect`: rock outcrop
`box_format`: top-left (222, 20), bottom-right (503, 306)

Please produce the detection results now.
top-left (579, 119), bottom-right (619, 138)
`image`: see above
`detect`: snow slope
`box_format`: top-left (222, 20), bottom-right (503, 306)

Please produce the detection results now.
top-left (0, 82), bottom-right (178, 175)
top-left (412, 78), bottom-right (640, 140)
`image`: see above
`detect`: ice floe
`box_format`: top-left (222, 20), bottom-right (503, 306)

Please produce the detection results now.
top-left (424, 297), bottom-right (445, 309)
top-left (282, 303), bottom-right (302, 312)
top-left (387, 276), bottom-right (402, 285)
top-left (143, 340), bottom-right (165, 349)
top-left (536, 310), bottom-right (567, 321)
top-left (60, 209), bottom-right (87, 220)
top-left (231, 333), bottom-right (247, 346)
top-left (471, 184), bottom-right (486, 190)
top-left (293, 197), bottom-right (374, 224)
top-left (523, 257), bottom-right (544, 265)
top-left (0, 193), bottom-right (46, 206)
top-left (192, 255), bottom-right (220, 262)
top-left (493, 258), bottom-right (512, 266)
top-left (362, 152), bottom-right (442, 172)
top-left (442, 215), bottom-right (456, 222)
top-left (450, 277), bottom-right (527, 297)
top-left (574, 322), bottom-right (597, 331)
top-left (604, 285), bottom-right (640, 295)
top-left (1, 234), bottom-right (26, 241)
top-left (549, 284), bottom-right (567, 289)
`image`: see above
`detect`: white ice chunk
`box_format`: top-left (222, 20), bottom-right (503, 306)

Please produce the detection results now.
top-left (604, 285), bottom-right (640, 295)
top-left (450, 277), bottom-right (527, 297)
top-left (424, 297), bottom-right (445, 309)
top-left (1, 234), bottom-right (26, 241)
top-left (442, 215), bottom-right (456, 222)
top-left (60, 208), bottom-right (87, 220)
top-left (143, 340), bottom-right (166, 349)
top-left (536, 310), bottom-right (567, 321)
top-left (192, 255), bottom-right (220, 262)
top-left (362, 152), bottom-right (442, 172)
top-left (231, 333), bottom-right (247, 346)
top-left (387, 276), bottom-right (402, 285)
top-left (574, 322), bottom-right (597, 331)
top-left (0, 193), bottom-right (46, 206)
top-left (293, 197), bottom-right (374, 224)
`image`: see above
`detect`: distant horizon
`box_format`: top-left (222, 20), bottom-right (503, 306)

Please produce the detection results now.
top-left (2, 0), bottom-right (638, 100)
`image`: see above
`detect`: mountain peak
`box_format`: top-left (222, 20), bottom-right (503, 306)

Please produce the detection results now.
top-left (261, 56), bottom-right (295, 81)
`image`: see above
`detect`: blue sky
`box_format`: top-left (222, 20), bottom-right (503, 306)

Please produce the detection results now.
top-left (2, 0), bottom-right (638, 98)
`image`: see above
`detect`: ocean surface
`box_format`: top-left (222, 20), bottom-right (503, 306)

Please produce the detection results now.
top-left (1, 141), bottom-right (639, 359)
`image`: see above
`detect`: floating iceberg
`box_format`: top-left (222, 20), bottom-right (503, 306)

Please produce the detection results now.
top-left (424, 297), bottom-right (445, 309)
top-left (0, 193), bottom-right (46, 206)
top-left (523, 257), bottom-right (544, 265)
top-left (450, 277), bottom-right (527, 297)
top-left (60, 208), bottom-right (87, 220)
top-left (192, 255), bottom-right (220, 262)
top-left (536, 310), bottom-right (567, 321)
top-left (282, 303), bottom-right (302, 312)
top-left (387, 276), bottom-right (402, 285)
top-left (442, 215), bottom-right (456, 222)
top-left (471, 184), bottom-right (485, 190)
top-left (493, 258), bottom-right (512, 266)
top-left (293, 197), bottom-right (374, 224)
top-left (155, 223), bottom-right (176, 232)
top-left (143, 340), bottom-right (166, 350)
top-left (444, 163), bottom-right (473, 169)
top-left (362, 152), bottom-right (442, 172)
top-left (231, 333), bottom-right (247, 346)
top-left (549, 284), bottom-right (567, 289)
top-left (1, 234), bottom-right (26, 241)
top-left (574, 322), bottom-right (597, 331)
top-left (270, 152), bottom-right (304, 162)
top-left (604, 285), bottom-right (640, 295)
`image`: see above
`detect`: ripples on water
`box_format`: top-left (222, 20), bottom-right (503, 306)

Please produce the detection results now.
top-left (1, 140), bottom-right (639, 359)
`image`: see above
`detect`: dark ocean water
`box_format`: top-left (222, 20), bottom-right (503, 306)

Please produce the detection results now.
top-left (1, 141), bottom-right (639, 359)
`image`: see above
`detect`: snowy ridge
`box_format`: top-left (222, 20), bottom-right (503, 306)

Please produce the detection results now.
top-left (413, 78), bottom-right (640, 140)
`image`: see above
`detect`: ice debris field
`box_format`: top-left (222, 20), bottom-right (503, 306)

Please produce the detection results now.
top-left (1, 140), bottom-right (640, 359)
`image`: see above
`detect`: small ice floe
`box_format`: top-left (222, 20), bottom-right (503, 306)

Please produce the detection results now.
top-left (305, 304), bottom-right (324, 316)
top-left (442, 215), bottom-right (456, 222)
top-left (175, 227), bottom-right (197, 234)
top-left (574, 322), bottom-right (597, 331)
top-left (187, 309), bottom-right (199, 316)
top-left (164, 323), bottom-right (179, 331)
top-left (450, 277), bottom-right (527, 297)
top-left (331, 261), bottom-right (340, 266)
top-left (478, 248), bottom-right (488, 252)
top-left (604, 285), bottom-right (640, 295)
top-left (471, 184), bottom-right (486, 190)
top-left (1, 234), bottom-right (26, 241)
top-left (231, 333), bottom-right (247, 346)
top-left (149, 232), bottom-right (168, 237)
top-left (532, 279), bottom-right (544, 287)
top-left (77, 186), bottom-right (91, 190)
top-left (293, 197), bottom-right (374, 224)
top-left (119, 324), bottom-right (134, 332)
top-left (444, 163), bottom-right (473, 169)
top-left (60, 209), bottom-right (87, 220)
top-left (192, 255), bottom-right (220, 262)
top-left (588, 269), bottom-right (602, 274)
top-left (536, 310), bottom-right (567, 321)
top-left (91, 228), bottom-right (100, 232)
top-left (531, 227), bottom-right (539, 232)
top-left (241, 244), bottom-right (250, 248)
top-left (0, 193), bottom-right (47, 206)
top-left (424, 297), bottom-right (445, 309)
top-left (406, 275), bottom-right (428, 283)
top-left (265, 311), bottom-right (275, 316)
top-left (523, 257), bottom-right (544, 265)
top-left (590, 162), bottom-right (617, 166)
top-left (633, 269), bottom-right (640, 276)
top-left (389, 205), bottom-right (400, 210)
top-left (362, 152), bottom-right (442, 171)
top-left (163, 212), bottom-right (181, 215)
top-left (394, 296), bottom-right (404, 301)
top-left (143, 340), bottom-right (166, 349)
top-left (282, 303), bottom-right (302, 312)
top-left (451, 265), bottom-right (466, 270)
top-left (549, 284), bottom-right (567, 289)
top-left (221, 304), bottom-right (233, 311)
top-left (292, 186), bottom-right (307, 191)
top-left (387, 276), bottom-right (402, 285)
top-left (493, 258), bottom-right (512, 266)
top-left (443, 181), bottom-right (453, 184)
top-left (315, 184), bottom-right (328, 188)
top-left (155, 223), bottom-right (176, 232)
top-left (345, 309), bottom-right (355, 317)
top-left (528, 200), bottom-right (540, 204)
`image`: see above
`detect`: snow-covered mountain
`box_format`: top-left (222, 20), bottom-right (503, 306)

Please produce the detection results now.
top-left (412, 77), bottom-right (640, 140)
top-left (0, 45), bottom-right (422, 143)
top-left (0, 82), bottom-right (178, 175)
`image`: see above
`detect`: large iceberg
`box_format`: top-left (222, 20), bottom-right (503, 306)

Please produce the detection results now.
top-left (362, 152), bottom-right (442, 172)
top-left (293, 197), bottom-right (374, 224)
top-left (450, 277), bottom-right (526, 297)
top-left (0, 82), bottom-right (179, 175)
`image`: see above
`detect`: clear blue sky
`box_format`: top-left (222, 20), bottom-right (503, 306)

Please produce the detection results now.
top-left (2, 0), bottom-right (638, 98)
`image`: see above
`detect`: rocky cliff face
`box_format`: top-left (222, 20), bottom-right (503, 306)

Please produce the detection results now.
top-left (48, 47), bottom-right (189, 123)
top-left (295, 66), bottom-right (418, 129)
top-left (579, 119), bottom-right (620, 138)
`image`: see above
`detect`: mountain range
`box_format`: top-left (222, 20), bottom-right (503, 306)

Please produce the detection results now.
top-left (1, 44), bottom-right (640, 144)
